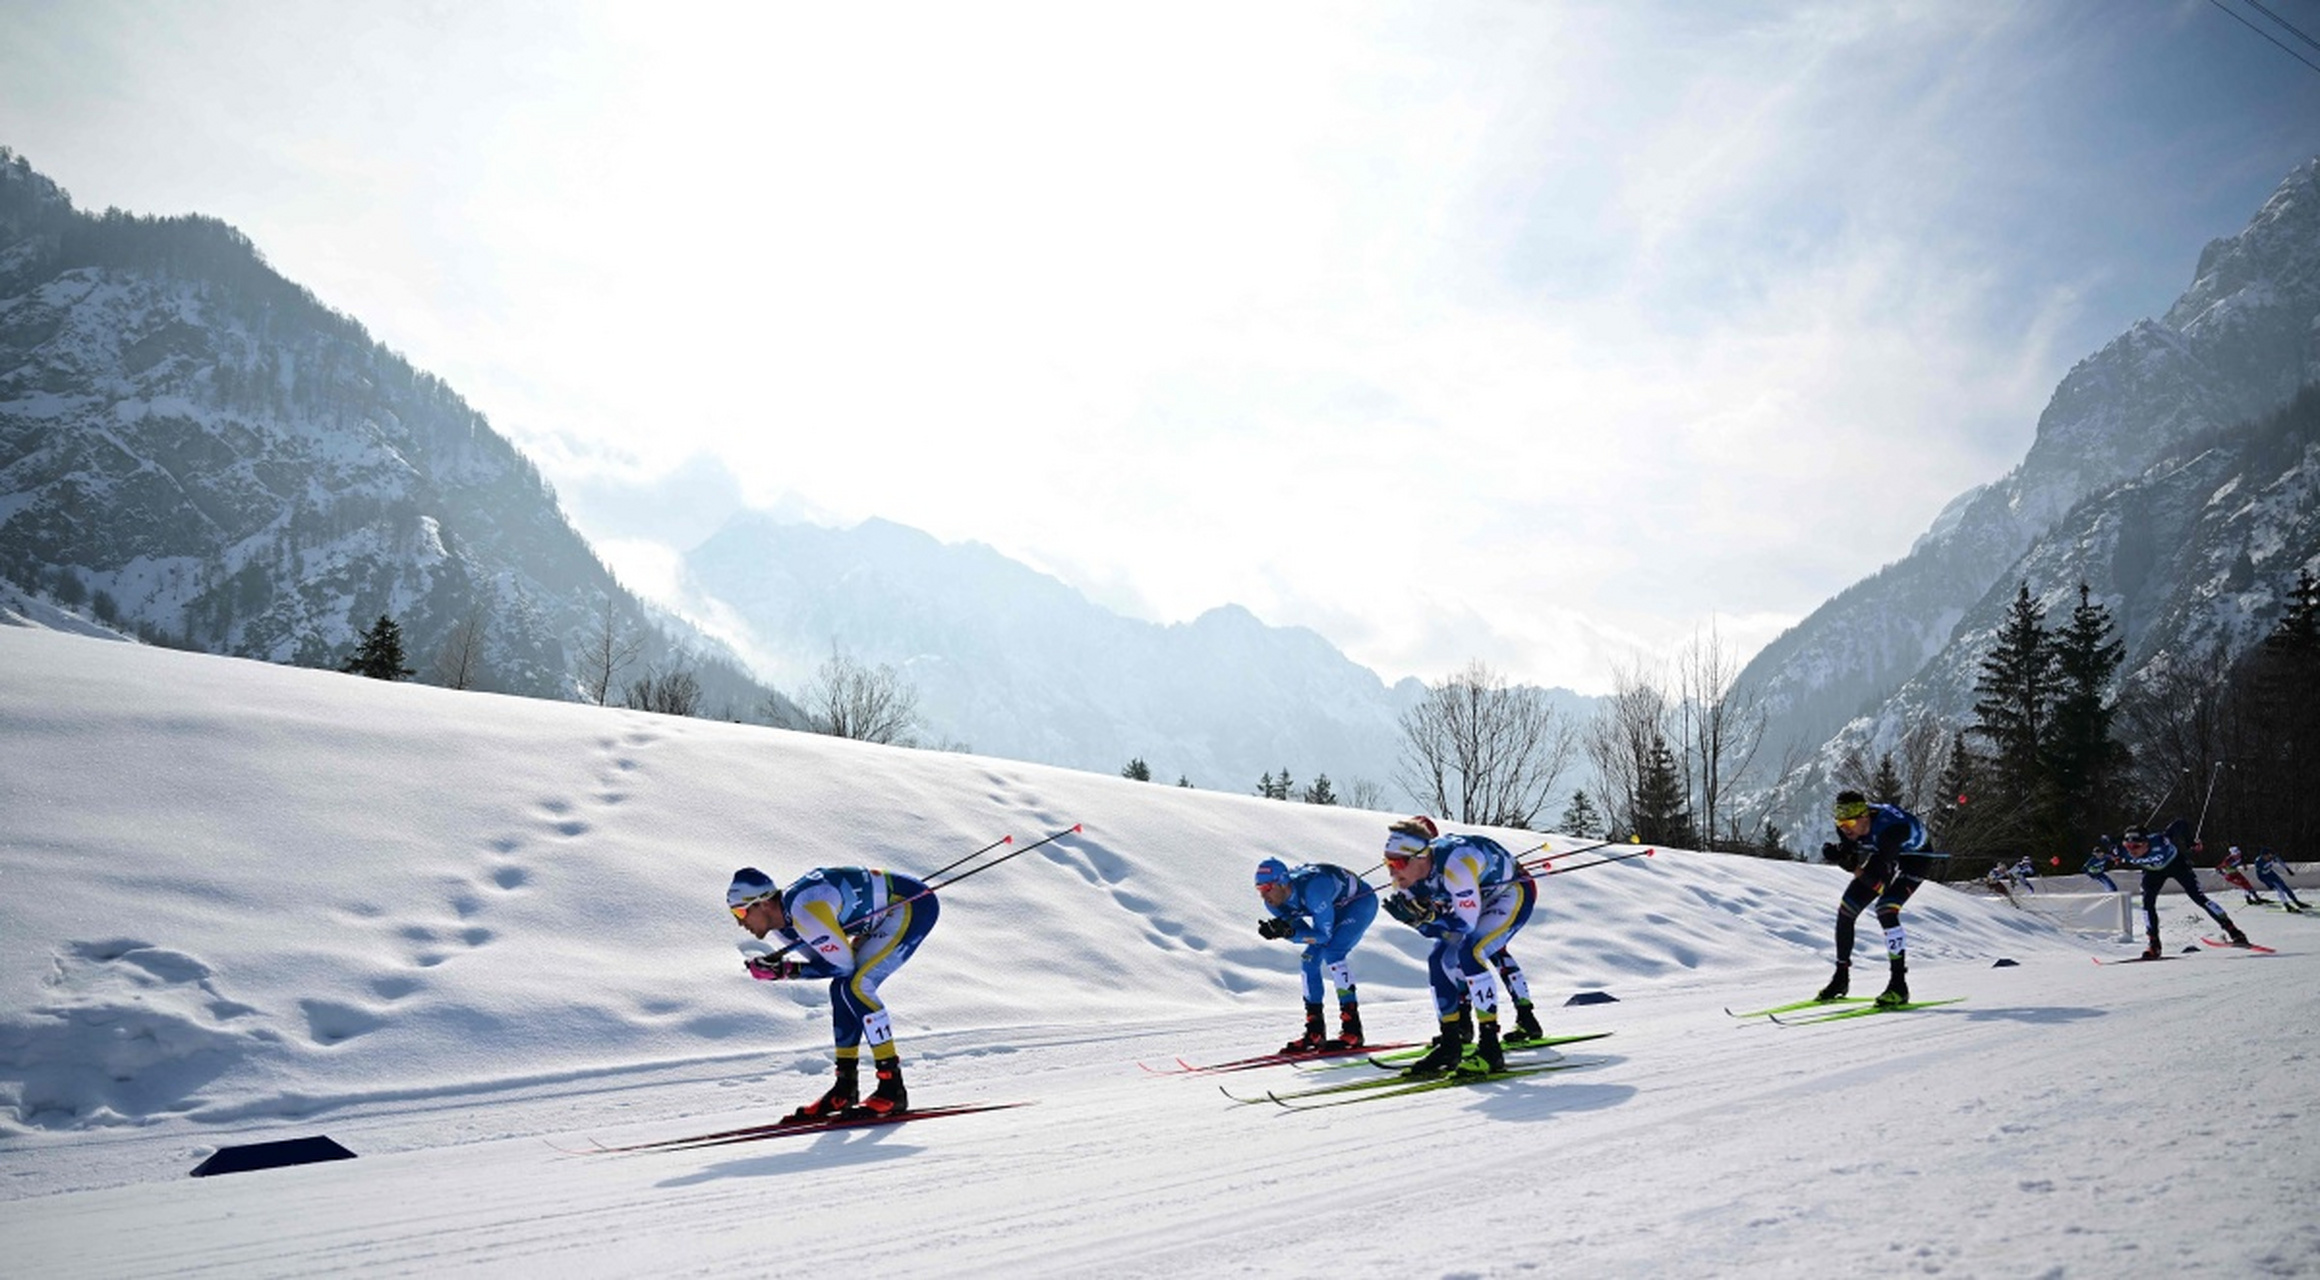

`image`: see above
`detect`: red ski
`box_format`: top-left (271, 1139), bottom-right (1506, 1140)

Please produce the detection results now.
top-left (1139, 1042), bottom-right (1419, 1076)
top-left (563, 1101), bottom-right (1030, 1155)
top-left (2201, 936), bottom-right (2277, 954)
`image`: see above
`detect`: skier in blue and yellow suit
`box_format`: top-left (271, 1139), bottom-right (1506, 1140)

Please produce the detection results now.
top-left (1380, 817), bottom-right (1536, 1076)
top-left (729, 865), bottom-right (938, 1122)
top-left (1818, 790), bottom-right (1936, 1008)
top-left (1255, 857), bottom-right (1377, 1052)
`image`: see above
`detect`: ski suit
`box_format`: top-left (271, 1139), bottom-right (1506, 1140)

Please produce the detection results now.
top-left (1828, 803), bottom-right (1934, 965)
top-left (773, 867), bottom-right (939, 1057)
top-left (2011, 857), bottom-right (2040, 893)
top-left (2253, 849), bottom-right (2307, 908)
top-left (1399, 834), bottom-right (1536, 1024)
top-left (2121, 820), bottom-right (2234, 945)
top-left (2218, 848), bottom-right (2260, 897)
top-left (2083, 844), bottom-right (2119, 892)
top-left (1262, 863), bottom-right (1379, 1005)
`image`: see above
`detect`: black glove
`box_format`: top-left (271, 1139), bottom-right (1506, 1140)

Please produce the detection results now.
top-left (745, 955), bottom-right (807, 982)
top-left (1821, 841), bottom-right (1859, 872)
top-left (1257, 916), bottom-right (1297, 940)
top-left (1384, 892), bottom-right (1437, 926)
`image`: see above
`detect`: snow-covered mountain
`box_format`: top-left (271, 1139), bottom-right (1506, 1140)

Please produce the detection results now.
top-left (676, 512), bottom-right (1604, 801)
top-left (1744, 156), bottom-right (2320, 818)
top-left (0, 147), bottom-right (780, 716)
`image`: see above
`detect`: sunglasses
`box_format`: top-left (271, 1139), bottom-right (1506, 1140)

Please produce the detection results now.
top-left (730, 896), bottom-right (774, 921)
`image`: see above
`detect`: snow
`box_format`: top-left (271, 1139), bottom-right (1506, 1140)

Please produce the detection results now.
top-left (1, 625), bottom-right (2315, 1277)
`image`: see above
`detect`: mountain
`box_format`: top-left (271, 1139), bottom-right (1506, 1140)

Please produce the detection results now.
top-left (679, 511), bottom-right (1482, 798)
top-left (0, 147), bottom-right (784, 717)
top-left (1746, 156), bottom-right (2320, 823)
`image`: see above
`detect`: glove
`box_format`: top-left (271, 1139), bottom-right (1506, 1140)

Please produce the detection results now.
top-left (745, 956), bottom-right (807, 981)
top-left (1257, 916), bottom-right (1297, 940)
top-left (1384, 892), bottom-right (1438, 927)
top-left (1821, 841), bottom-right (1859, 872)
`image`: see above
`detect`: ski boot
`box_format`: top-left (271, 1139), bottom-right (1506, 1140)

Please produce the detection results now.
top-left (1815, 964), bottom-right (1850, 1003)
top-left (1511, 1000), bottom-right (1544, 1044)
top-left (1874, 956), bottom-right (1909, 1009)
top-left (1280, 1001), bottom-right (1327, 1054)
top-left (1473, 1021), bottom-right (1505, 1074)
top-left (860, 1057), bottom-right (909, 1117)
top-left (2225, 922), bottom-right (2252, 948)
top-left (1329, 1001), bottom-right (1364, 1050)
top-left (2142, 933), bottom-right (2163, 960)
top-left (787, 1058), bottom-right (860, 1123)
top-left (1404, 1011), bottom-right (1471, 1078)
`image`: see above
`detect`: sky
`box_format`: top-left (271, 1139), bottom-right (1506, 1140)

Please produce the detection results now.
top-left (4, 622), bottom-right (2314, 1276)
top-left (4, 1), bottom-right (2319, 693)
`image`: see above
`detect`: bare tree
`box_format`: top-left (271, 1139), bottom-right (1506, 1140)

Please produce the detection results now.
top-left (802, 645), bottom-right (921, 745)
top-left (574, 595), bottom-right (645, 706)
top-left (1341, 776), bottom-right (1390, 811)
top-left (428, 604), bottom-right (491, 691)
top-left (1893, 709), bottom-right (1949, 814)
top-left (623, 658), bottom-right (704, 717)
top-left (1584, 657), bottom-right (1669, 838)
top-left (1672, 625), bottom-right (1768, 851)
top-left (1395, 660), bottom-right (1576, 828)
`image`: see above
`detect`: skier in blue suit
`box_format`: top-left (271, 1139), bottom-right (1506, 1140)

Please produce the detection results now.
top-left (1380, 818), bottom-right (1537, 1075)
top-left (2252, 847), bottom-right (2308, 912)
top-left (1818, 790), bottom-right (1937, 1008)
top-left (1255, 857), bottom-right (1378, 1052)
top-left (2118, 820), bottom-right (2250, 957)
top-left (2083, 839), bottom-right (2121, 892)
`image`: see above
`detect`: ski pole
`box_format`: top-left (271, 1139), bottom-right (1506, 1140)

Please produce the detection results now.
top-left (2143, 767), bottom-right (2189, 827)
top-left (755, 824), bottom-right (1082, 962)
top-left (922, 834), bottom-right (1014, 884)
top-left (1518, 839), bottom-right (1618, 872)
top-left (2193, 761), bottom-right (2226, 843)
top-left (1534, 847), bottom-right (1657, 877)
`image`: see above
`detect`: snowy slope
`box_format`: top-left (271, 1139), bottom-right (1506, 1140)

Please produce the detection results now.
top-left (1, 627), bottom-right (2314, 1277)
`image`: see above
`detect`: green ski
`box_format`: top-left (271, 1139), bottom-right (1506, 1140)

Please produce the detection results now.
top-left (1768, 997), bottom-right (1966, 1026)
top-left (1301, 1030), bottom-right (1612, 1073)
top-left (1271, 1059), bottom-right (1601, 1110)
top-left (1726, 996), bottom-right (1870, 1019)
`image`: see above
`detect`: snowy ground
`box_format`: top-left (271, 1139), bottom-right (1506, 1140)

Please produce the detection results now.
top-left (2, 626), bottom-right (2314, 1278)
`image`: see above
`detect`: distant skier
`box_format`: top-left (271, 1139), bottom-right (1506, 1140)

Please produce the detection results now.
top-left (1981, 863), bottom-right (2020, 906)
top-left (2252, 847), bottom-right (2308, 912)
top-left (1254, 856), bottom-right (1378, 1052)
top-left (2083, 839), bottom-right (2120, 892)
top-left (2217, 846), bottom-right (2268, 906)
top-left (2117, 821), bottom-right (2250, 957)
top-left (1379, 817), bottom-right (1536, 1075)
top-left (1817, 790), bottom-right (1936, 1008)
top-left (2010, 855), bottom-right (2040, 894)
top-left (728, 864), bottom-right (939, 1122)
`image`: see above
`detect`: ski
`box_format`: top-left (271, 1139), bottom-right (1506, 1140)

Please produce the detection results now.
top-left (1768, 996), bottom-right (1966, 1025)
top-left (1140, 1042), bottom-right (1419, 1076)
top-left (1270, 1059), bottom-right (1603, 1110)
top-left (2201, 936), bottom-right (2277, 954)
top-left (1726, 996), bottom-right (1871, 1020)
top-left (1297, 1031), bottom-right (1611, 1074)
top-left (571, 1101), bottom-right (1030, 1154)
top-left (2092, 953), bottom-right (2177, 965)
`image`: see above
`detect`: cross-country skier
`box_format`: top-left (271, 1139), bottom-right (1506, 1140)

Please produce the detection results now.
top-left (1254, 856), bottom-right (1378, 1051)
top-left (2252, 847), bottom-right (2308, 911)
top-left (2218, 846), bottom-right (2269, 905)
top-left (728, 865), bottom-right (939, 1122)
top-left (1375, 816), bottom-right (1547, 1044)
top-left (2083, 839), bottom-right (2121, 892)
top-left (2010, 855), bottom-right (2040, 893)
top-left (1817, 790), bottom-right (1937, 1008)
top-left (1379, 817), bottom-right (1536, 1076)
top-left (2117, 821), bottom-right (2251, 957)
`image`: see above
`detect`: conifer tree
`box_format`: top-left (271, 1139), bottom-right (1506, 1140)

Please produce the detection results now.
top-left (1870, 753), bottom-right (1905, 807)
top-left (1121, 758), bottom-right (1151, 782)
top-left (1969, 582), bottom-right (2057, 846)
top-left (1931, 732), bottom-right (1980, 853)
top-left (2045, 583), bottom-right (2128, 849)
top-left (1630, 734), bottom-right (1696, 848)
top-left (341, 614), bottom-right (415, 681)
top-left (1559, 789), bottom-right (1603, 839)
top-left (1301, 773), bottom-right (1338, 805)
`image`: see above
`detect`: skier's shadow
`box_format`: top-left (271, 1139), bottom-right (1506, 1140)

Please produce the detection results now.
top-left (655, 1130), bottom-right (925, 1186)
top-left (1957, 1005), bottom-right (2106, 1025)
top-left (1451, 1061), bottom-right (1638, 1125)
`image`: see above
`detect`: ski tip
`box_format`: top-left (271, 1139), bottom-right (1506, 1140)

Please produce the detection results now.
top-left (1003, 835), bottom-right (1015, 844)
top-left (1072, 823), bottom-right (1083, 833)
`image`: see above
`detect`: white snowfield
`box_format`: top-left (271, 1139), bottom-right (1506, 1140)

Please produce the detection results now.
top-left (1, 626), bottom-right (2312, 1277)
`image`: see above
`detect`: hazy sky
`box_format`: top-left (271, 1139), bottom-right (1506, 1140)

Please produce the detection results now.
top-left (5, 1), bottom-right (2318, 692)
